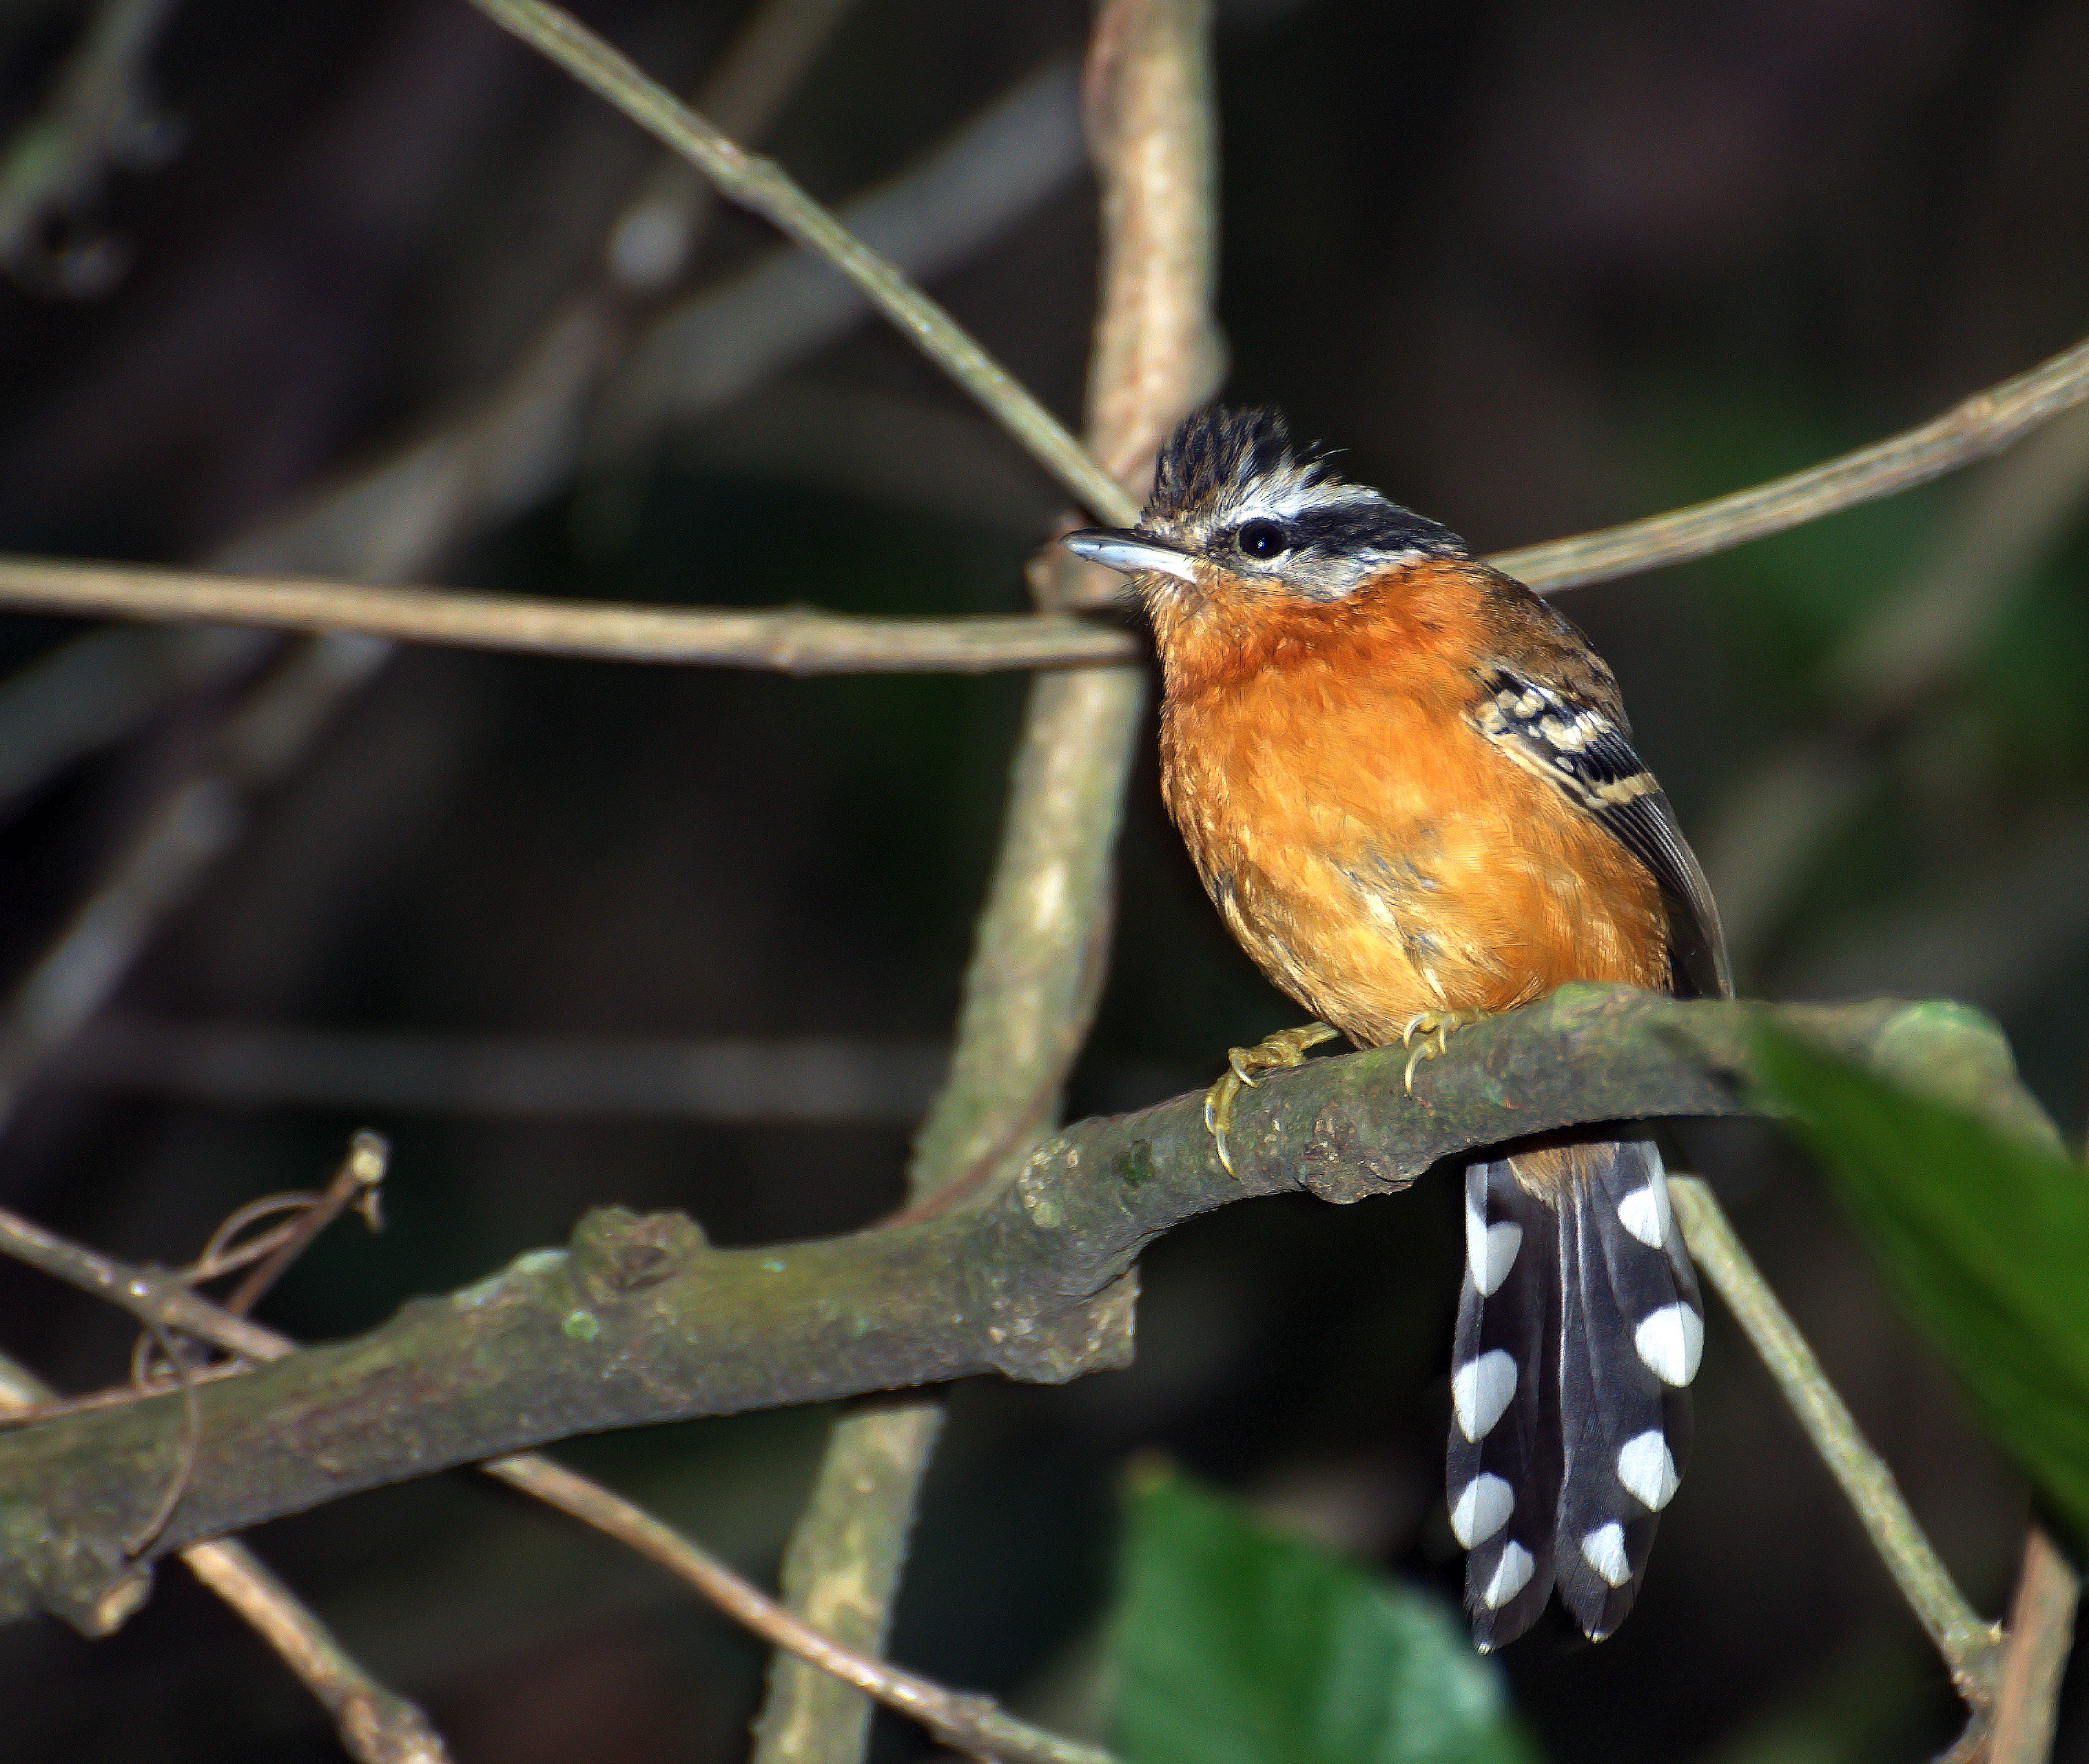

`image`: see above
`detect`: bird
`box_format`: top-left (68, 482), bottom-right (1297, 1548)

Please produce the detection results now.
top-left (1060, 405), bottom-right (1731, 1650)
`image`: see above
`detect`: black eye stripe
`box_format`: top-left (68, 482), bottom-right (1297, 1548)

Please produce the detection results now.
top-left (1283, 500), bottom-right (1461, 557)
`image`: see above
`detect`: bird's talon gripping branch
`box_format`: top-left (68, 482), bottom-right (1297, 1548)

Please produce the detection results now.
top-left (1400, 1009), bottom-right (1488, 1094)
top-left (1204, 1021), bottom-right (1337, 1176)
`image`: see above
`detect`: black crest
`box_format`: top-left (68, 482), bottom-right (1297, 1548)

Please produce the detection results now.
top-left (1146, 406), bottom-right (1334, 522)
top-left (1142, 405), bottom-right (1468, 580)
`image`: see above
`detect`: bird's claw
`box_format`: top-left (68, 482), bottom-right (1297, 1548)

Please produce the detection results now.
top-left (1399, 1009), bottom-right (1488, 1094)
top-left (1203, 1022), bottom-right (1339, 1177)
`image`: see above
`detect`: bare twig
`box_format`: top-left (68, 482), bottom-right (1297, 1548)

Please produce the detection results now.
top-left (0, 635), bottom-right (388, 1131)
top-left (189, 1196), bottom-right (333, 1285)
top-left (595, 57), bottom-right (1083, 461)
top-left (1703, 400), bottom-right (2089, 973)
top-left (220, 1131), bottom-right (389, 1316)
top-left (1669, 1177), bottom-right (2004, 1706)
top-left (900, 0), bottom-right (1212, 1218)
top-left (17, 319), bottom-right (2089, 675)
top-left (118, 1313), bottom-right (201, 1555)
top-left (0, 775), bottom-right (236, 1125)
top-left (0, 1200), bottom-right (285, 1364)
top-left (462, 0), bottom-right (1140, 529)
top-left (0, 555), bottom-right (1134, 670)
top-left (0, 624), bottom-right (259, 812)
top-left (490, 1452), bottom-right (1120, 1764)
top-left (1494, 329), bottom-right (2089, 592)
top-left (752, 6), bottom-right (1214, 1758)
top-left (181, 1542), bottom-right (453, 1764)
top-left (604, 0), bottom-right (860, 294)
top-left (0, 1360), bottom-right (251, 1429)
top-left (1986, 1526), bottom-right (2081, 1764)
top-left (0, 19), bottom-right (1067, 828)
top-left (229, 0), bottom-right (924, 586)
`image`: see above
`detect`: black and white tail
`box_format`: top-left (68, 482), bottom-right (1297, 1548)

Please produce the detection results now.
top-left (1446, 1134), bottom-right (1702, 1649)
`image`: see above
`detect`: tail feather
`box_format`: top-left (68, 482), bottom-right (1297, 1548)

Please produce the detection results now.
top-left (1549, 1138), bottom-right (1700, 1639)
top-left (1450, 1135), bottom-right (1702, 1648)
top-left (1450, 1158), bottom-right (1563, 1650)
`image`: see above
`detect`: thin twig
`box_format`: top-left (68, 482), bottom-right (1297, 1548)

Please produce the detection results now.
top-left (12, 1135), bottom-right (385, 1425)
top-left (118, 1313), bottom-right (201, 1556)
top-left (0, 34), bottom-right (1075, 834)
top-left (0, 1201), bottom-right (284, 1362)
top-left (0, 774), bottom-right (236, 1129)
top-left (1494, 329), bottom-right (2089, 591)
top-left (0, 624), bottom-right (258, 813)
top-left (189, 1197), bottom-right (325, 1284)
top-left (0, 634), bottom-right (388, 1132)
top-left (462, 0), bottom-right (1140, 529)
top-left (603, 0), bottom-right (861, 294)
top-left (15, 317), bottom-right (2089, 668)
top-left (0, 0), bottom-right (996, 1204)
top-left (486, 1453), bottom-right (1120, 1764)
top-left (1986, 1526), bottom-right (2081, 1764)
top-left (593, 57), bottom-right (1082, 466)
top-left (1702, 400), bottom-right (2089, 974)
top-left (752, 7), bottom-right (1213, 1759)
top-left (0, 555), bottom-right (1135, 670)
top-left (181, 1542), bottom-right (453, 1764)
top-left (0, 1358), bottom-right (251, 1429)
top-left (220, 1131), bottom-right (389, 1316)
top-left (1669, 1177), bottom-right (2005, 1706)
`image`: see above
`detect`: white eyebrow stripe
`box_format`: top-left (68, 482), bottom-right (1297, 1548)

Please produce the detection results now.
top-left (1222, 481), bottom-right (1387, 526)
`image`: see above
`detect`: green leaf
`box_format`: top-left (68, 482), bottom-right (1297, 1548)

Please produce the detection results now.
top-left (1750, 1022), bottom-right (2089, 1550)
top-left (1111, 1466), bottom-right (1536, 1764)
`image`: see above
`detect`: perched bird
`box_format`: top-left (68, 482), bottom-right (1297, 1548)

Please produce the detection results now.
top-left (1061, 406), bottom-right (1731, 1649)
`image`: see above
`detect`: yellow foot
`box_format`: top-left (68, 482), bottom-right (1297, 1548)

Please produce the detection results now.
top-left (1399, 1008), bottom-right (1491, 1093)
top-left (1204, 1022), bottom-right (1339, 1176)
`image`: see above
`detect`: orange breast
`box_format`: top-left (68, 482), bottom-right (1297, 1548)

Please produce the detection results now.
top-left (1154, 575), bottom-right (1668, 1048)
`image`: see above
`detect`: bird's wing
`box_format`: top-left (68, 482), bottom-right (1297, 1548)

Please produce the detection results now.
top-left (1470, 668), bottom-right (1733, 1000)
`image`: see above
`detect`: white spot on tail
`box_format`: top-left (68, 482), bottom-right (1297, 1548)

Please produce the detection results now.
top-left (1450, 1474), bottom-right (1515, 1548)
top-left (1581, 1523), bottom-right (1631, 1588)
top-left (1479, 1542), bottom-right (1534, 1609)
top-left (1617, 1431), bottom-right (1680, 1510)
top-left (1616, 1177), bottom-right (1672, 1249)
top-left (1464, 1204), bottom-right (1523, 1298)
top-left (1635, 1303), bottom-right (1704, 1386)
top-left (1452, 1350), bottom-right (1518, 1442)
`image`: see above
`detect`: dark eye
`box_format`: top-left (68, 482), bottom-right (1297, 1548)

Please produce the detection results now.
top-left (1235, 519), bottom-right (1290, 560)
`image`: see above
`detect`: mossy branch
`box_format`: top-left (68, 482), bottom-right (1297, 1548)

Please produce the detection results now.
top-left (0, 987), bottom-right (2035, 1636)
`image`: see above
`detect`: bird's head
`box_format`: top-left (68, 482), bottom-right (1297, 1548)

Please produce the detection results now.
top-left (1061, 406), bottom-right (1467, 617)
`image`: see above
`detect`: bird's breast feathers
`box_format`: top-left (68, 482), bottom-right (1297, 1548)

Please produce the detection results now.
top-left (1158, 614), bottom-right (1667, 1043)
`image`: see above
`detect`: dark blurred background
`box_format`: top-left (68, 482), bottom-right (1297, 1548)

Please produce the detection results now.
top-left (0, 0), bottom-right (2083, 1758)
